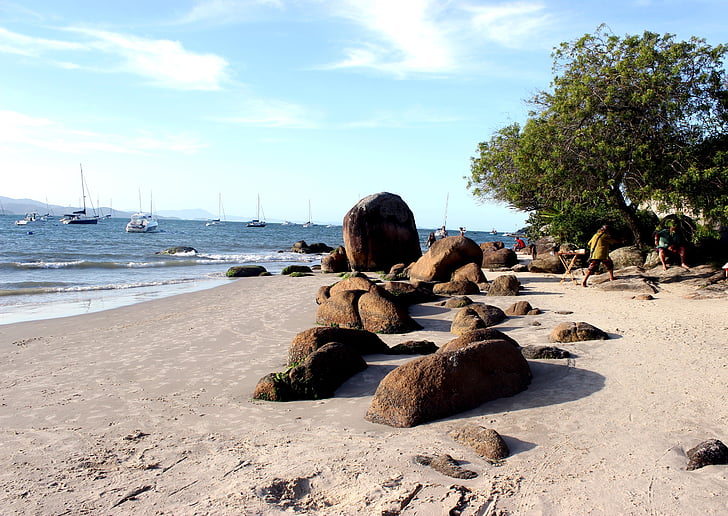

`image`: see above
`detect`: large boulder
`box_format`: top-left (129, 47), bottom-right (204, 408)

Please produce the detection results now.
top-left (549, 322), bottom-right (609, 343)
top-left (527, 255), bottom-right (563, 273)
top-left (343, 192), bottom-right (422, 272)
top-left (358, 285), bottom-right (422, 334)
top-left (288, 327), bottom-right (389, 366)
top-left (487, 275), bottom-right (521, 296)
top-left (482, 248), bottom-right (518, 268)
top-left (316, 290), bottom-right (364, 329)
top-left (226, 265), bottom-right (269, 277)
top-left (432, 280), bottom-right (480, 296)
top-left (439, 328), bottom-right (519, 353)
top-left (610, 246), bottom-right (646, 270)
top-left (452, 262), bottom-right (487, 284)
top-left (253, 342), bottom-right (366, 401)
top-left (409, 236), bottom-right (484, 282)
top-left (382, 281), bottom-right (437, 305)
top-left (365, 340), bottom-right (532, 427)
top-left (450, 306), bottom-right (488, 335)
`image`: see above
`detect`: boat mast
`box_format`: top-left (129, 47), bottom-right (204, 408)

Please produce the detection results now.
top-left (442, 193), bottom-right (449, 229)
top-left (80, 164), bottom-right (87, 214)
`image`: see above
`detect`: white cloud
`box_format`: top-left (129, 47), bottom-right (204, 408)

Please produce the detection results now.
top-left (465, 2), bottom-right (553, 49)
top-left (174, 0), bottom-right (283, 25)
top-left (68, 28), bottom-right (230, 91)
top-left (0, 27), bottom-right (84, 56)
top-left (0, 110), bottom-right (206, 155)
top-left (211, 99), bottom-right (319, 128)
top-left (343, 106), bottom-right (461, 129)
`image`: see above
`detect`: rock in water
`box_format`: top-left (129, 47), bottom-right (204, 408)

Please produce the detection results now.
top-left (343, 192), bottom-right (421, 272)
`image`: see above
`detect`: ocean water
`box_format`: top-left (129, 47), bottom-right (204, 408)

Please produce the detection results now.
top-left (0, 215), bottom-right (515, 325)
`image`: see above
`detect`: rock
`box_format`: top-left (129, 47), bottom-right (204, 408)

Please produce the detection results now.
top-left (409, 236), bottom-right (483, 282)
top-left (414, 454), bottom-right (477, 479)
top-left (315, 285), bottom-right (331, 305)
top-left (449, 423), bottom-right (509, 461)
top-left (610, 246), bottom-right (646, 270)
top-left (321, 246), bottom-right (349, 273)
top-left (549, 322), bottom-right (609, 343)
top-left (433, 279), bottom-right (480, 296)
top-left (452, 262), bottom-right (487, 284)
top-left (527, 255), bottom-right (564, 274)
top-left (281, 265), bottom-right (313, 275)
top-left (387, 340), bottom-right (438, 355)
top-left (342, 192), bottom-right (422, 272)
top-left (382, 281), bottom-right (437, 305)
top-left (291, 240), bottom-right (333, 254)
top-left (633, 294), bottom-right (654, 300)
top-left (253, 342), bottom-right (367, 401)
top-left (443, 296), bottom-right (473, 308)
top-left (226, 265), bottom-right (269, 277)
top-left (534, 236), bottom-right (558, 256)
top-left (358, 285), bottom-right (421, 334)
top-left (480, 241), bottom-right (504, 252)
top-left (487, 275), bottom-right (521, 296)
top-left (482, 248), bottom-right (518, 268)
top-left (439, 328), bottom-right (519, 353)
top-left (365, 340), bottom-right (532, 427)
top-left (329, 276), bottom-right (375, 296)
top-left (450, 306), bottom-right (487, 335)
top-left (505, 301), bottom-right (533, 315)
top-left (512, 264), bottom-right (528, 272)
top-left (468, 303), bottom-right (507, 327)
top-left (316, 290), bottom-right (364, 329)
top-left (521, 345), bottom-right (570, 359)
top-left (594, 278), bottom-right (658, 293)
top-left (287, 326), bottom-right (389, 366)
top-left (686, 439), bottom-right (728, 470)
top-left (156, 246), bottom-right (196, 255)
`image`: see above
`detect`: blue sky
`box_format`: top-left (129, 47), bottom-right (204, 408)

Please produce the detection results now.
top-left (1, 1), bottom-right (726, 230)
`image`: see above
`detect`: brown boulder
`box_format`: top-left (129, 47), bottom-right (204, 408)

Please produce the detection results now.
top-left (329, 275), bottom-right (374, 296)
top-left (480, 241), bottom-right (504, 252)
top-left (548, 322), bottom-right (609, 343)
top-left (315, 284), bottom-right (331, 305)
top-left (409, 236), bottom-right (483, 282)
top-left (442, 296), bottom-right (473, 308)
top-left (365, 340), bottom-right (532, 427)
top-left (469, 303), bottom-right (507, 326)
top-left (433, 279), bottom-right (480, 296)
top-left (505, 301), bottom-right (533, 315)
top-left (439, 328), bottom-right (519, 353)
top-left (358, 285), bottom-right (421, 334)
top-left (527, 255), bottom-right (563, 273)
top-left (315, 290), bottom-right (364, 329)
top-left (449, 423), bottom-right (510, 461)
top-left (321, 246), bottom-right (350, 273)
top-left (482, 248), bottom-right (518, 268)
top-left (450, 306), bottom-right (488, 335)
top-left (487, 275), bottom-right (521, 296)
top-left (288, 327), bottom-right (388, 366)
top-left (686, 439), bottom-right (728, 470)
top-left (382, 281), bottom-right (437, 305)
top-left (452, 262), bottom-right (487, 284)
top-left (343, 192), bottom-right (422, 272)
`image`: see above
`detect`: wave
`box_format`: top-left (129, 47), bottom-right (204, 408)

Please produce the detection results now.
top-left (0, 277), bottom-right (206, 297)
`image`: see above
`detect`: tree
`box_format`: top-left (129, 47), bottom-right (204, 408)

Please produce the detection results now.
top-left (469, 25), bottom-right (728, 246)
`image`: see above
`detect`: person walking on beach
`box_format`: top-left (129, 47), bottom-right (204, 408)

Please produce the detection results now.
top-left (655, 223), bottom-right (690, 270)
top-left (426, 232), bottom-right (436, 248)
top-left (582, 224), bottom-right (619, 287)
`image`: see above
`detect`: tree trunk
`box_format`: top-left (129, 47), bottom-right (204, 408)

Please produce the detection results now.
top-left (610, 187), bottom-right (644, 247)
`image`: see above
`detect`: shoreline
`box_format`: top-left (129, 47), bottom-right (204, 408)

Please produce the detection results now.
top-left (1, 267), bottom-right (727, 514)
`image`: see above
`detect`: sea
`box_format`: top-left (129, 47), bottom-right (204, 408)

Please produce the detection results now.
top-left (0, 215), bottom-right (516, 326)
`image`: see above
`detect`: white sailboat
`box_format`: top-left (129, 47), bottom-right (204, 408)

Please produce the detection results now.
top-left (434, 193), bottom-right (449, 238)
top-left (206, 193), bottom-right (226, 226)
top-left (126, 191), bottom-right (159, 233)
top-left (302, 200), bottom-right (314, 227)
top-left (61, 164), bottom-right (99, 225)
top-left (247, 195), bottom-right (266, 227)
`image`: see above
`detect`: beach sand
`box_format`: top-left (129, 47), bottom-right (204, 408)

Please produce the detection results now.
top-left (1, 264), bottom-right (727, 515)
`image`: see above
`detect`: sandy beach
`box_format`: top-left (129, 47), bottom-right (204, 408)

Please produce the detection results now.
top-left (1, 263), bottom-right (727, 515)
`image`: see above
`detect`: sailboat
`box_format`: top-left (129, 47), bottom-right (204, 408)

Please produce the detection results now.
top-left (206, 194), bottom-right (226, 226)
top-left (247, 195), bottom-right (266, 227)
top-left (302, 200), bottom-right (314, 227)
top-left (434, 193), bottom-right (449, 238)
top-left (61, 165), bottom-right (99, 224)
top-left (126, 190), bottom-right (159, 233)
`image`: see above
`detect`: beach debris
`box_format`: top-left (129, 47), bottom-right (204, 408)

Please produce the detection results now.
top-left (343, 192), bottom-right (422, 272)
top-left (226, 265), bottom-right (269, 277)
top-left (442, 296), bottom-right (473, 308)
top-left (486, 274), bottom-right (521, 296)
top-left (409, 236), bottom-right (483, 282)
top-left (123, 430), bottom-right (149, 441)
top-left (414, 454), bottom-right (477, 479)
top-left (287, 326), bottom-right (388, 366)
top-left (482, 247), bottom-right (518, 268)
top-left (281, 265), bottom-right (313, 275)
top-left (433, 279), bottom-right (480, 296)
top-left (505, 300), bottom-right (533, 316)
top-left (521, 345), bottom-right (570, 359)
top-left (366, 340), bottom-right (531, 427)
top-left (110, 485), bottom-right (153, 508)
top-left (387, 340), bottom-right (438, 355)
top-left (254, 342), bottom-right (366, 401)
top-left (381, 483), bottom-right (422, 516)
top-left (155, 246), bottom-right (196, 255)
top-left (449, 423), bottom-right (510, 461)
top-left (450, 303), bottom-right (507, 336)
top-left (632, 293), bottom-right (655, 300)
top-left (686, 439), bottom-right (728, 470)
top-left (439, 328), bottom-right (519, 353)
top-left (321, 245), bottom-right (349, 273)
top-left (290, 240), bottom-right (334, 254)
top-left (549, 322), bottom-right (609, 343)
top-left (257, 476), bottom-right (325, 510)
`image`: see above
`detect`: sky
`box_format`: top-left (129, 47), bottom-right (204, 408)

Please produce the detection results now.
top-left (1, 1), bottom-right (726, 231)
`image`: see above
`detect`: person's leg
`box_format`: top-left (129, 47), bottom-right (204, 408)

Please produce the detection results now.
top-left (582, 260), bottom-right (595, 287)
top-left (658, 248), bottom-right (668, 270)
top-left (677, 246), bottom-right (690, 268)
top-left (606, 258), bottom-right (615, 281)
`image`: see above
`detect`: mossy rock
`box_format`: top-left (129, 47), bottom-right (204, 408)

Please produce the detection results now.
top-left (281, 265), bottom-right (314, 275)
top-left (227, 265), bottom-right (269, 277)
top-left (156, 246), bottom-right (197, 255)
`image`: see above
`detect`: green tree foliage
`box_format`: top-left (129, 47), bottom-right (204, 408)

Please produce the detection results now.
top-left (468, 25), bottom-right (728, 246)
